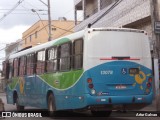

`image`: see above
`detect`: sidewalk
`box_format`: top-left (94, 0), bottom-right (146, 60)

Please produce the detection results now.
top-left (0, 92), bottom-right (6, 96)
top-left (140, 95), bottom-right (160, 111)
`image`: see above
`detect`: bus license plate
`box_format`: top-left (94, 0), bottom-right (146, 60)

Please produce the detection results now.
top-left (129, 68), bottom-right (139, 74)
top-left (115, 85), bottom-right (127, 89)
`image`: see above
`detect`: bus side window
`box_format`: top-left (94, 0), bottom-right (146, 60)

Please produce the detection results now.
top-left (36, 50), bottom-right (45, 74)
top-left (73, 39), bottom-right (83, 69)
top-left (2, 61), bottom-right (9, 79)
top-left (27, 54), bottom-right (30, 75)
top-left (27, 53), bottom-right (36, 75)
top-left (13, 58), bottom-right (19, 77)
top-left (59, 42), bottom-right (71, 71)
top-left (9, 61), bottom-right (13, 79)
top-left (19, 56), bottom-right (27, 76)
top-left (46, 47), bottom-right (57, 72)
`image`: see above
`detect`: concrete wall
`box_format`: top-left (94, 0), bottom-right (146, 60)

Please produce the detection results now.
top-left (75, 0), bottom-right (151, 36)
top-left (22, 20), bottom-right (75, 48)
top-left (85, 0), bottom-right (98, 19)
top-left (5, 39), bottom-right (23, 57)
top-left (100, 0), bottom-right (113, 10)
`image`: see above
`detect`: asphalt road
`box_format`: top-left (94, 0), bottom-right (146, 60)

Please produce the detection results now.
top-left (0, 93), bottom-right (159, 120)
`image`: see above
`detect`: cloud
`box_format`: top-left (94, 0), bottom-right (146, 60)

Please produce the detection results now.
top-left (0, 0), bottom-right (75, 67)
top-left (0, 25), bottom-right (30, 43)
top-left (0, 25), bottom-right (30, 66)
top-left (0, 0), bottom-right (74, 29)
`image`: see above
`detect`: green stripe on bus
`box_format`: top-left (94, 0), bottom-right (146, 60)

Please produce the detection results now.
top-left (39, 69), bottom-right (83, 89)
top-left (53, 38), bottom-right (70, 46)
top-left (9, 77), bottom-right (19, 90)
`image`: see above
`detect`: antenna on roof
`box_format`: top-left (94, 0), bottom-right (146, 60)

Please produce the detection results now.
top-left (88, 23), bottom-right (92, 28)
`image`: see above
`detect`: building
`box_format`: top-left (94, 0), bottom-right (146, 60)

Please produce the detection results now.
top-left (74, 0), bottom-right (160, 94)
top-left (0, 72), bottom-right (5, 92)
top-left (5, 39), bottom-right (23, 57)
top-left (74, 0), bottom-right (160, 43)
top-left (22, 18), bottom-right (75, 48)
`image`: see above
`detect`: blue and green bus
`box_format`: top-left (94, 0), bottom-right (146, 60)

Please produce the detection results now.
top-left (3, 28), bottom-right (153, 116)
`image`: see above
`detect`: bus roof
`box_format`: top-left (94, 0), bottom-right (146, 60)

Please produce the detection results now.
top-left (90, 27), bottom-right (145, 33)
top-left (7, 27), bottom-right (146, 60)
top-left (8, 30), bottom-right (85, 60)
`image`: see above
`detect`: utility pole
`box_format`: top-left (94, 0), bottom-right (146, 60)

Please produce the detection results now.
top-left (39, 0), bottom-right (52, 41)
top-left (150, 0), bottom-right (160, 111)
top-left (48, 0), bottom-right (52, 41)
top-left (151, 0), bottom-right (160, 58)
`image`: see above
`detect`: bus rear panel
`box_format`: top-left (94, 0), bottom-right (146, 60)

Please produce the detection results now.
top-left (84, 29), bottom-right (153, 110)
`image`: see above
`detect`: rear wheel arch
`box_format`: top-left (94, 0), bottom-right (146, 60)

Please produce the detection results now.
top-left (13, 90), bottom-right (18, 104)
top-left (46, 90), bottom-right (57, 110)
top-left (47, 90), bottom-right (57, 116)
top-left (13, 90), bottom-right (24, 111)
top-left (46, 90), bottom-right (54, 104)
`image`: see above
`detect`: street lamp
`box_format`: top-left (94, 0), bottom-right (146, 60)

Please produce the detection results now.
top-left (31, 9), bottom-right (48, 35)
top-left (38, 0), bottom-right (52, 41)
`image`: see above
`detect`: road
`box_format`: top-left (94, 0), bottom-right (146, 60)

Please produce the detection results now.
top-left (0, 93), bottom-right (159, 120)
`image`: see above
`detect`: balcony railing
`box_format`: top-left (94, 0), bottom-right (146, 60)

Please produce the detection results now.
top-left (75, 0), bottom-right (82, 5)
top-left (75, 0), bottom-right (150, 32)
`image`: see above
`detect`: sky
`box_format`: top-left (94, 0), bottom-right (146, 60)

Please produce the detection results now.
top-left (0, 0), bottom-right (76, 69)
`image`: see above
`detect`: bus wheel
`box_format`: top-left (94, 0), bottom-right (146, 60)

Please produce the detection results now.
top-left (48, 94), bottom-right (56, 117)
top-left (91, 110), bottom-right (112, 117)
top-left (16, 97), bottom-right (24, 111)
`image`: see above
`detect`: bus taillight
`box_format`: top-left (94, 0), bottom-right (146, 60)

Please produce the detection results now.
top-left (147, 83), bottom-right (151, 88)
top-left (87, 78), bottom-right (92, 83)
top-left (88, 84), bottom-right (94, 89)
top-left (148, 77), bottom-right (152, 83)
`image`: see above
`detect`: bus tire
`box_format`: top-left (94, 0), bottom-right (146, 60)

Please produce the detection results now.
top-left (16, 96), bottom-right (24, 111)
top-left (91, 110), bottom-right (112, 117)
top-left (48, 93), bottom-right (56, 117)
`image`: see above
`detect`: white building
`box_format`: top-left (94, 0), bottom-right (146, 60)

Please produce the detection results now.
top-left (74, 0), bottom-right (159, 40)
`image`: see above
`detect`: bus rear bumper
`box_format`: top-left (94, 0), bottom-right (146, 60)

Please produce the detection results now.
top-left (85, 92), bottom-right (153, 110)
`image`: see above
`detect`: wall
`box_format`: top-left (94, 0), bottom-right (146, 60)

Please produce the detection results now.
top-left (22, 20), bottom-right (75, 48)
top-left (85, 0), bottom-right (98, 19)
top-left (75, 0), bottom-right (151, 33)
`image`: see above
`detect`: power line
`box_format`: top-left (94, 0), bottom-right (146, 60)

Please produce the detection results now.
top-left (0, 12), bottom-right (47, 15)
top-left (52, 25), bottom-right (73, 33)
top-left (91, 0), bottom-right (122, 25)
top-left (0, 1), bottom-right (121, 54)
top-left (31, 9), bottom-right (49, 35)
top-left (0, 1), bottom-right (114, 53)
top-left (0, 22), bottom-right (74, 54)
top-left (0, 24), bottom-right (48, 53)
top-left (0, 0), bottom-right (25, 22)
top-left (0, 9), bottom-right (46, 11)
top-left (56, 0), bottom-right (126, 38)
top-left (24, 0), bottom-right (39, 10)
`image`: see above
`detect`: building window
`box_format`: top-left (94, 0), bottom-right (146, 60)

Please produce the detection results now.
top-left (59, 43), bottom-right (71, 71)
top-left (46, 47), bottom-right (57, 72)
top-left (36, 50), bottom-right (46, 74)
top-left (13, 58), bottom-right (19, 77)
top-left (52, 28), bottom-right (56, 31)
top-left (73, 39), bottom-right (83, 69)
top-left (85, 0), bottom-right (98, 19)
top-left (100, 0), bottom-right (114, 10)
top-left (35, 31), bottom-right (38, 38)
top-left (19, 56), bottom-right (27, 76)
top-left (25, 38), bottom-right (27, 44)
top-left (30, 35), bottom-right (32, 42)
top-left (9, 62), bottom-right (13, 79)
top-left (27, 53), bottom-right (35, 75)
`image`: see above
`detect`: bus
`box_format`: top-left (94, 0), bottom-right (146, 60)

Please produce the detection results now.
top-left (2, 27), bottom-right (153, 117)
